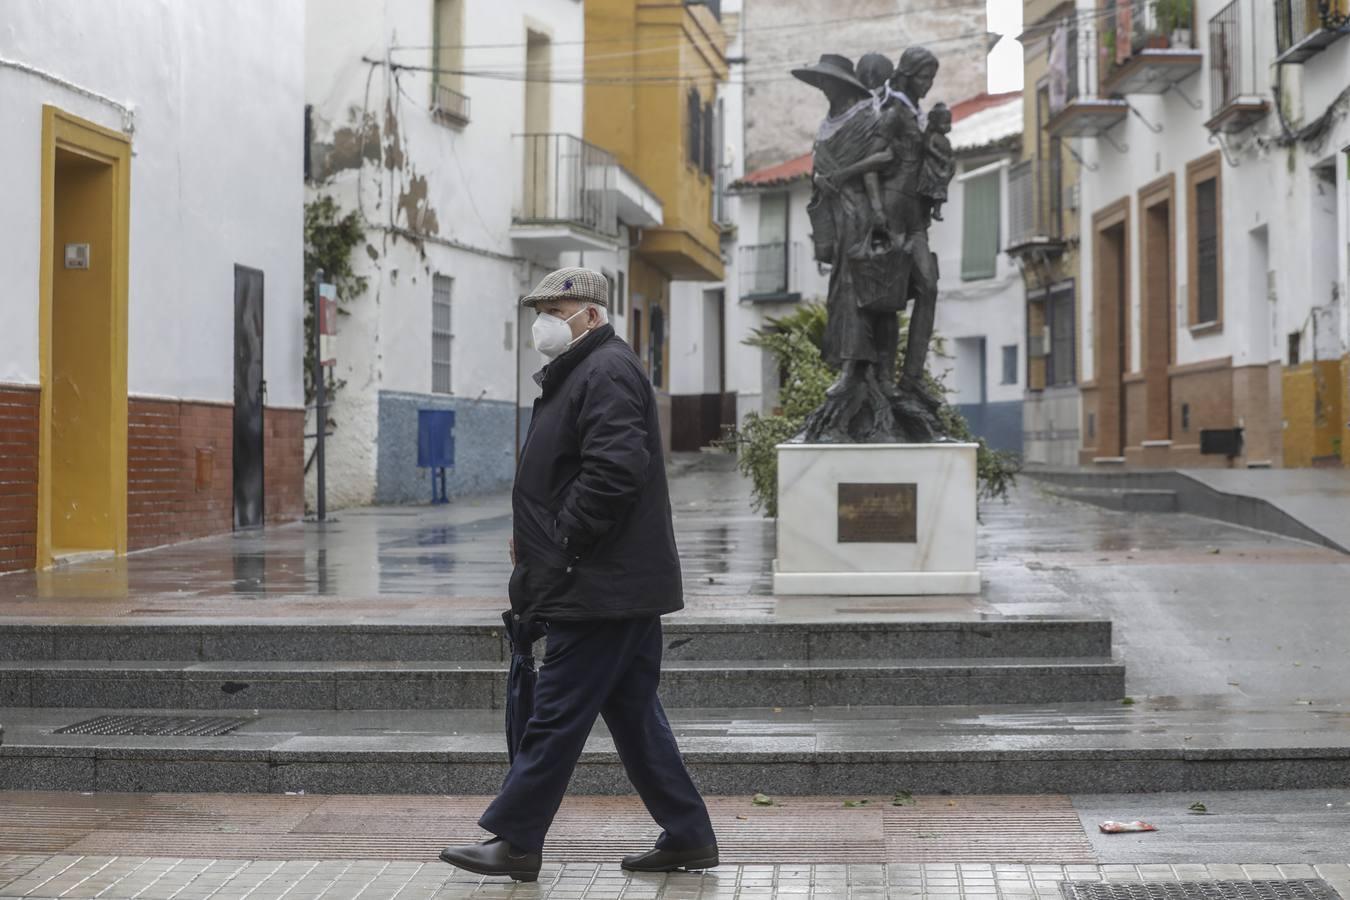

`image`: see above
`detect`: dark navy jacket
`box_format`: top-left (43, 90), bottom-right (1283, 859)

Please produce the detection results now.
top-left (510, 324), bottom-right (683, 621)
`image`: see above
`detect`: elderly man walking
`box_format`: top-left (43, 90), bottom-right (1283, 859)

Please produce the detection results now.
top-left (439, 268), bottom-right (718, 883)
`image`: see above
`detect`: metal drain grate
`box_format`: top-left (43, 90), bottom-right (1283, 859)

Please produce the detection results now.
top-left (1061, 882), bottom-right (1343, 900)
top-left (54, 715), bottom-right (253, 737)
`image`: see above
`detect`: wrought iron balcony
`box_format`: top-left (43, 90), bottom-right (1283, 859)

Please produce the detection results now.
top-left (739, 241), bottom-right (802, 302)
top-left (1206, 0), bottom-right (1269, 134)
top-left (1098, 0), bottom-right (1203, 96)
top-left (1006, 159), bottom-right (1068, 256)
top-left (512, 133), bottom-right (619, 252)
top-left (1045, 21), bottom-right (1128, 139)
top-left (432, 82), bottom-right (470, 126)
top-left (1275, 0), bottom-right (1350, 63)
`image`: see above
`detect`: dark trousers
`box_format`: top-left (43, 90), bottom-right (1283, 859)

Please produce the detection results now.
top-left (479, 616), bottom-right (716, 855)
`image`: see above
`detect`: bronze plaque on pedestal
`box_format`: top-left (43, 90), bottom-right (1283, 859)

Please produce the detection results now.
top-left (837, 483), bottom-right (917, 543)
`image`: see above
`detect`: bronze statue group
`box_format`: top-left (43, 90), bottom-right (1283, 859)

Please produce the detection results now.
top-left (791, 47), bottom-right (957, 444)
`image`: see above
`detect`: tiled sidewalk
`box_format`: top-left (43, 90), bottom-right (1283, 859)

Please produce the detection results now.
top-left (2, 857), bottom-right (1349, 900)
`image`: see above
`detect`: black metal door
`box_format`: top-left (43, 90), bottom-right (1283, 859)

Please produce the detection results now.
top-left (233, 265), bottom-right (265, 529)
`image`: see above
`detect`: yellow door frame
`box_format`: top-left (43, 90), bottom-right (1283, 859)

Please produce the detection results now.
top-left (37, 105), bottom-right (131, 569)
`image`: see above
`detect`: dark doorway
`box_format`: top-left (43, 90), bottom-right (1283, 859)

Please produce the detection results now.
top-left (1095, 221), bottom-right (1128, 457)
top-left (1143, 196), bottom-right (1173, 440)
top-left (233, 265), bottom-right (265, 529)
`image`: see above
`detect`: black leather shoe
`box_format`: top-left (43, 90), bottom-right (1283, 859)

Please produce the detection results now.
top-left (439, 837), bottom-right (541, 882)
top-left (621, 845), bottom-right (719, 872)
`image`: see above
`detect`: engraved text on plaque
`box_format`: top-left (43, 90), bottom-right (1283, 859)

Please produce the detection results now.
top-left (837, 483), bottom-right (917, 543)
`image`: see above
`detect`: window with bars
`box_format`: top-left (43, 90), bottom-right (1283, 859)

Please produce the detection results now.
top-left (432, 275), bottom-right (453, 394)
top-left (1194, 177), bottom-right (1219, 323)
top-left (1047, 285), bottom-right (1076, 387)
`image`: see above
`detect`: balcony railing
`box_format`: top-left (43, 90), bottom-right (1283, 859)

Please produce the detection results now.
top-left (1045, 20), bottom-right (1129, 138)
top-left (432, 82), bottom-right (470, 125)
top-left (1275, 0), bottom-right (1350, 63)
top-left (1097, 0), bottom-right (1202, 95)
top-left (1206, 0), bottom-right (1269, 132)
top-left (739, 242), bottom-right (801, 301)
top-left (515, 133), bottom-right (618, 238)
top-left (1007, 159), bottom-right (1066, 254)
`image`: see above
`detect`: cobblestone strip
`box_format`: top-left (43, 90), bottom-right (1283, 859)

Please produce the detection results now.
top-left (3, 860), bottom-right (1350, 899)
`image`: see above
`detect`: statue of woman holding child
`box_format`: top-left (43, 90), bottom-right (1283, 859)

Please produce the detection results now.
top-left (791, 46), bottom-right (957, 444)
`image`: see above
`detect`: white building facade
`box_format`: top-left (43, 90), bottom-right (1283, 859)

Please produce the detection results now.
top-left (1050, 0), bottom-right (1350, 468)
top-left (1, 2), bottom-right (305, 571)
top-left (305, 0), bottom-right (661, 508)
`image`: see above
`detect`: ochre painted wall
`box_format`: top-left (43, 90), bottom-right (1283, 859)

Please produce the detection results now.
top-left (585, 0), bottom-right (727, 280)
top-left (1282, 360), bottom-right (1344, 467)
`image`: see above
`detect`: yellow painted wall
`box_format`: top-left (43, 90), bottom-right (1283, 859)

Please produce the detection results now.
top-left (585, 0), bottom-right (727, 280)
top-left (1281, 360), bottom-right (1343, 467)
top-left (1342, 355), bottom-right (1350, 464)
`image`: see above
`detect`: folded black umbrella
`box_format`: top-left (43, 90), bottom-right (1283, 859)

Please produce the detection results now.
top-left (501, 611), bottom-right (548, 762)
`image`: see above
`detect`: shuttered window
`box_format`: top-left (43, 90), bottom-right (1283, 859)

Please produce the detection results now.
top-left (432, 275), bottom-right (453, 394)
top-left (688, 89), bottom-right (702, 168)
top-left (961, 170), bottom-right (1001, 281)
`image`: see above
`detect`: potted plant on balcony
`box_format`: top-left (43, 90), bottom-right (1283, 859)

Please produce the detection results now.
top-left (1157, 0), bottom-right (1193, 48)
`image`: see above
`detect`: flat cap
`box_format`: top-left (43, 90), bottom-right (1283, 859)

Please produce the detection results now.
top-left (521, 267), bottom-right (609, 308)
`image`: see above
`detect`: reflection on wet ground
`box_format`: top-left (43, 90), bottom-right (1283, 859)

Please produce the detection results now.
top-left (3, 454), bottom-right (1350, 706)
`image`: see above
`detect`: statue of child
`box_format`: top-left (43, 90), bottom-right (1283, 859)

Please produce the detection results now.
top-left (918, 102), bottom-right (954, 221)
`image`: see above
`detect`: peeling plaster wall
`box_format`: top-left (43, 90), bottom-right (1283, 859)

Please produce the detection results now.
top-left (0, 1), bottom-right (305, 406)
top-left (741, 0), bottom-right (988, 173)
top-left (305, 0), bottom-right (586, 507)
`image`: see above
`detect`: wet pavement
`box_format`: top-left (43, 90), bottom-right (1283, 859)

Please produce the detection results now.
top-left (1, 453), bottom-right (1347, 709)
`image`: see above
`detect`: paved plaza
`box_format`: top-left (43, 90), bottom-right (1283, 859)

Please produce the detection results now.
top-left (3, 456), bottom-right (1349, 896)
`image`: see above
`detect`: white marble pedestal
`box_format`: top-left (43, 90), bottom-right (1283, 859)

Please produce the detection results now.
top-left (773, 442), bottom-right (980, 595)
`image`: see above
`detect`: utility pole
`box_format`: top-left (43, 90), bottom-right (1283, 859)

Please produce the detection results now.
top-left (313, 269), bottom-right (328, 522)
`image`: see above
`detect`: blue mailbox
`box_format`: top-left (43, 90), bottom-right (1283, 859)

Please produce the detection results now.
top-left (417, 409), bottom-right (455, 504)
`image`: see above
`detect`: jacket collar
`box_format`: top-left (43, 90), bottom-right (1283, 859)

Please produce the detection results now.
top-left (533, 323), bottom-right (615, 393)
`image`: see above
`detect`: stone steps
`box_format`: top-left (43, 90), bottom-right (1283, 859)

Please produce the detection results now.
top-left (2, 702), bottom-right (1346, 795)
top-left (0, 618), bottom-right (1113, 663)
top-left (0, 657), bottom-right (1126, 709)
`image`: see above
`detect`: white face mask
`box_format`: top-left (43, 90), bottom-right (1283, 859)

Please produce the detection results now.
top-left (532, 307), bottom-right (590, 359)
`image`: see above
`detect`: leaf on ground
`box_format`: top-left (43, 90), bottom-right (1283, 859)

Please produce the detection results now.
top-left (1188, 802), bottom-right (1208, 814)
top-left (1121, 697), bottom-right (1136, 706)
top-left (735, 815), bottom-right (748, 821)
top-left (751, 793), bottom-right (774, 807)
top-left (892, 791), bottom-right (916, 806)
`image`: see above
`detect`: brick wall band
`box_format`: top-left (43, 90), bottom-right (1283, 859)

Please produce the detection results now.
top-left (0, 386), bottom-right (40, 573)
top-left (128, 398), bottom-right (234, 549)
top-left (128, 399), bottom-right (306, 550)
top-left (2, 392), bottom-right (300, 570)
top-left (264, 407), bottom-right (304, 524)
